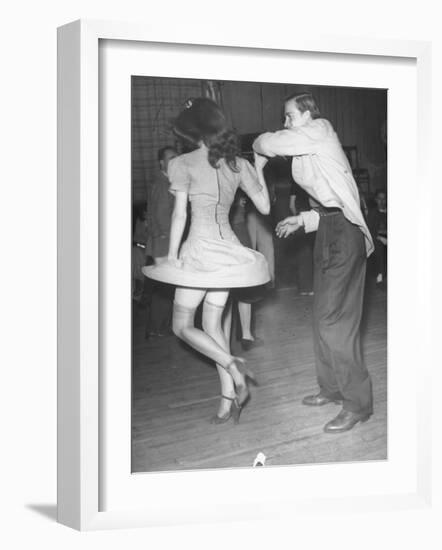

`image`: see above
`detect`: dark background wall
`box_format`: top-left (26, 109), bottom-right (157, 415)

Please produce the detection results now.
top-left (132, 77), bottom-right (387, 202)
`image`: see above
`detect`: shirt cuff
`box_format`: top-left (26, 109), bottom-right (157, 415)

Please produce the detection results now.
top-left (299, 210), bottom-right (320, 233)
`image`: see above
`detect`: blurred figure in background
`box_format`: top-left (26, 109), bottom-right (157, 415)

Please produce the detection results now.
top-left (230, 190), bottom-right (264, 351)
top-left (289, 182), bottom-right (315, 296)
top-left (144, 146), bottom-right (178, 338)
top-left (367, 189), bottom-right (387, 288)
top-left (266, 157), bottom-right (294, 290)
top-left (246, 198), bottom-right (275, 288)
top-left (132, 202), bottom-right (149, 303)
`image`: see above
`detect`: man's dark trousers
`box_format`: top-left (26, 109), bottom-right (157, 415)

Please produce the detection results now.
top-left (312, 212), bottom-right (373, 416)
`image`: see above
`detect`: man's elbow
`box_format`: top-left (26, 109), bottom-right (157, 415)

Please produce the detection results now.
top-left (256, 203), bottom-right (270, 216)
top-left (252, 138), bottom-right (261, 154)
top-left (252, 135), bottom-right (269, 155)
top-left (262, 205), bottom-right (271, 215)
top-left (253, 133), bottom-right (279, 157)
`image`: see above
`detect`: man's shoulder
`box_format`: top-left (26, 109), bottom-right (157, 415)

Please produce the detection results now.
top-left (300, 118), bottom-right (333, 140)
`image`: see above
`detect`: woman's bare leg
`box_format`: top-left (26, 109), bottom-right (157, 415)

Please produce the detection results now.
top-left (173, 287), bottom-right (233, 368)
top-left (201, 291), bottom-right (250, 403)
top-left (202, 292), bottom-right (235, 418)
top-left (173, 287), bottom-right (248, 415)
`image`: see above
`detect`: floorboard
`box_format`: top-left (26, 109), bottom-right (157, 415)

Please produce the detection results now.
top-left (131, 283), bottom-right (387, 472)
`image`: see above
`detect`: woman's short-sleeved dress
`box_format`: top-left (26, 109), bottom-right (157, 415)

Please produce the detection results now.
top-left (142, 146), bottom-right (271, 288)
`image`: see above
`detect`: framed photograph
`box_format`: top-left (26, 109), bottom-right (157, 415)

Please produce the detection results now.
top-left (130, 75), bottom-right (387, 472)
top-left (57, 19), bottom-right (432, 530)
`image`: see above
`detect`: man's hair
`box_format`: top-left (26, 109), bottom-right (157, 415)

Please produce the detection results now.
top-left (285, 92), bottom-right (321, 119)
top-left (157, 146), bottom-right (177, 162)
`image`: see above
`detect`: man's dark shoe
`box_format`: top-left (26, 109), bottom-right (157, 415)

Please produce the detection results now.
top-left (323, 409), bottom-right (370, 433)
top-left (302, 393), bottom-right (342, 406)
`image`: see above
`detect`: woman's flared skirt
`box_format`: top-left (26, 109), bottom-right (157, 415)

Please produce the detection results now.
top-left (142, 236), bottom-right (270, 289)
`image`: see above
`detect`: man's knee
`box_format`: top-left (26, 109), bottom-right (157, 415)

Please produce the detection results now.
top-left (317, 314), bottom-right (340, 338)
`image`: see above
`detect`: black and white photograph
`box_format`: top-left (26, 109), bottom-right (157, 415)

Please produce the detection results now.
top-left (130, 77), bottom-right (387, 473)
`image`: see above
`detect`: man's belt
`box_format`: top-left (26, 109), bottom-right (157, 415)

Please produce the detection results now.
top-left (315, 206), bottom-right (342, 217)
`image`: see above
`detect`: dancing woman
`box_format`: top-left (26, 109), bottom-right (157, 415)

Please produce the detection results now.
top-left (143, 98), bottom-right (271, 424)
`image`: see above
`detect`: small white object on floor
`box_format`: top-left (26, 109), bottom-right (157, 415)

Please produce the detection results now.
top-left (253, 452), bottom-right (266, 467)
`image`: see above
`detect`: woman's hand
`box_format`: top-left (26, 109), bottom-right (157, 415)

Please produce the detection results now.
top-left (275, 216), bottom-right (302, 238)
top-left (254, 152), bottom-right (269, 171)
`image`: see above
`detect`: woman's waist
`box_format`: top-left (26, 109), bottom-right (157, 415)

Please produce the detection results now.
top-left (191, 201), bottom-right (229, 214)
top-left (187, 219), bottom-right (236, 240)
top-left (190, 210), bottom-right (230, 225)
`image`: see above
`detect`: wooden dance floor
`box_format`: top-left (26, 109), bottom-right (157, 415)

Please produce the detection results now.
top-left (132, 285), bottom-right (387, 472)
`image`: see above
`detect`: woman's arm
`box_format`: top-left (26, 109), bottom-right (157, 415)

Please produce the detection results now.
top-left (247, 153), bottom-right (271, 215)
top-left (167, 190), bottom-right (188, 261)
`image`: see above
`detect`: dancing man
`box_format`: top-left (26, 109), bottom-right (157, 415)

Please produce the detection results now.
top-left (253, 92), bottom-right (374, 433)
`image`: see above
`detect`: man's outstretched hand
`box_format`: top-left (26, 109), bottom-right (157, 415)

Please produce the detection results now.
top-left (275, 216), bottom-right (302, 238)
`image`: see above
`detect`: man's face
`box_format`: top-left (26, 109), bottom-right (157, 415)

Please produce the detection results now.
top-left (284, 100), bottom-right (309, 129)
top-left (161, 149), bottom-right (177, 172)
top-left (375, 192), bottom-right (387, 211)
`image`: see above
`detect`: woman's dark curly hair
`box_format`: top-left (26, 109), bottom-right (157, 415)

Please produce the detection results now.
top-left (173, 97), bottom-right (240, 172)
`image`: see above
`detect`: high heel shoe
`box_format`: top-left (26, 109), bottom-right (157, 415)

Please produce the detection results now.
top-left (225, 357), bottom-right (259, 422)
top-left (210, 395), bottom-right (237, 425)
top-left (227, 356), bottom-right (258, 381)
